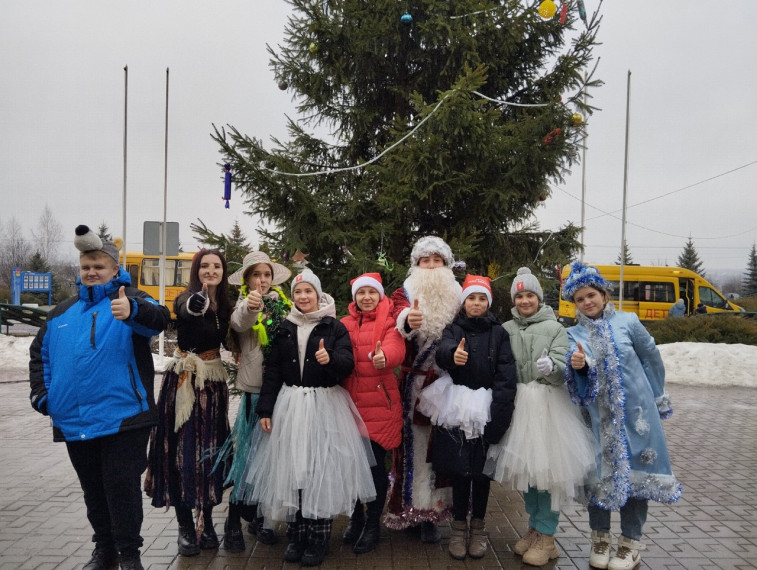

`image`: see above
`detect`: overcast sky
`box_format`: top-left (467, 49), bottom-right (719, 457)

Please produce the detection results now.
top-left (1, 0), bottom-right (756, 277)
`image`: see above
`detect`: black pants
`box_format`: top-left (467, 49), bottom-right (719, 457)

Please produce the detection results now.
top-left (66, 427), bottom-right (151, 555)
top-left (452, 474), bottom-right (491, 521)
top-left (365, 440), bottom-right (388, 520)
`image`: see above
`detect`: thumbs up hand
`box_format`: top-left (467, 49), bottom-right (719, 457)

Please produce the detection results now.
top-left (407, 298), bottom-right (423, 330)
top-left (453, 337), bottom-right (468, 366)
top-left (372, 340), bottom-right (386, 370)
top-left (247, 278), bottom-right (264, 311)
top-left (570, 341), bottom-right (587, 370)
top-left (315, 338), bottom-right (330, 365)
top-left (536, 347), bottom-right (554, 375)
top-left (111, 285), bottom-right (131, 320)
top-left (187, 285), bottom-right (210, 315)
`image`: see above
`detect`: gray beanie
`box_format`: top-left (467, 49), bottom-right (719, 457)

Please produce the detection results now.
top-left (74, 225), bottom-right (120, 264)
top-left (510, 267), bottom-right (543, 301)
top-left (291, 268), bottom-right (322, 299)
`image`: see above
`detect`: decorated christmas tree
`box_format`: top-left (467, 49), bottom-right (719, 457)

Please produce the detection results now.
top-left (213, 0), bottom-right (602, 309)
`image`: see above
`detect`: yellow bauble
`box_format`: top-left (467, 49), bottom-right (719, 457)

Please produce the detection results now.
top-left (571, 113), bottom-right (583, 126)
top-left (538, 0), bottom-right (557, 19)
top-left (308, 42), bottom-right (317, 54)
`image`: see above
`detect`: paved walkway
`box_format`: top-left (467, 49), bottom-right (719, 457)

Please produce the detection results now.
top-left (0, 369), bottom-right (755, 569)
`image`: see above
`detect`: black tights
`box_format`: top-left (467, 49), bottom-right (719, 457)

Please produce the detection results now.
top-left (452, 475), bottom-right (490, 521)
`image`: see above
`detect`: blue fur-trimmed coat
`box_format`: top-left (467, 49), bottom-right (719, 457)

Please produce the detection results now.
top-left (565, 304), bottom-right (682, 511)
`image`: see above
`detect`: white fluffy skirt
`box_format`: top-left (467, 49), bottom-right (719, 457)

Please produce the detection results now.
top-left (417, 374), bottom-right (492, 439)
top-left (485, 382), bottom-right (596, 510)
top-left (240, 385), bottom-right (376, 521)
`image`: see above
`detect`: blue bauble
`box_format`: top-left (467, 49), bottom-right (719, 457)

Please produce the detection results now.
top-left (401, 13), bottom-right (413, 24)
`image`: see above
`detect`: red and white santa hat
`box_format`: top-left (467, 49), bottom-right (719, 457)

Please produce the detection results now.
top-left (351, 272), bottom-right (385, 300)
top-left (460, 274), bottom-right (492, 305)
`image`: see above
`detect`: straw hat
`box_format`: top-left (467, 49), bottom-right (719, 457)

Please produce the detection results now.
top-left (227, 251), bottom-right (291, 286)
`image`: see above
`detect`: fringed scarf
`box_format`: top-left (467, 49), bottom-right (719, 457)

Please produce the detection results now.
top-left (169, 348), bottom-right (227, 431)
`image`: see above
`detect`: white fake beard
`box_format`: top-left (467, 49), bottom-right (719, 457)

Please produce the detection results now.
top-left (405, 266), bottom-right (462, 342)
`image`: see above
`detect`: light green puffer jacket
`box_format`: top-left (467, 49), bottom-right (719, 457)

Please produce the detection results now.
top-left (503, 304), bottom-right (569, 386)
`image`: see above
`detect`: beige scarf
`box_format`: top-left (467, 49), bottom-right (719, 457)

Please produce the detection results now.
top-left (167, 348), bottom-right (227, 431)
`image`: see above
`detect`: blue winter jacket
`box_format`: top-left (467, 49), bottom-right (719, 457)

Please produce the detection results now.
top-left (29, 268), bottom-right (170, 442)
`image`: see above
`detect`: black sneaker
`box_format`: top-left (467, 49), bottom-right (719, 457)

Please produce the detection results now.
top-left (83, 545), bottom-right (119, 570)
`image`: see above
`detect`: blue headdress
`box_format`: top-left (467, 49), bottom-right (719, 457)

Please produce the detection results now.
top-left (562, 261), bottom-right (610, 302)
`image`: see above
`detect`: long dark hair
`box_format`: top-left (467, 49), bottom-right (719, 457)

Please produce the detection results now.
top-left (182, 248), bottom-right (232, 315)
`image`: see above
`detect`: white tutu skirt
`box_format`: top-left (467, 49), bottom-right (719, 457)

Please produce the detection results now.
top-left (240, 384), bottom-right (376, 522)
top-left (417, 374), bottom-right (492, 439)
top-left (485, 381), bottom-right (596, 511)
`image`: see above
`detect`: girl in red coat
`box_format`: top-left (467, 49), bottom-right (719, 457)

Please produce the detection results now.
top-left (341, 273), bottom-right (405, 554)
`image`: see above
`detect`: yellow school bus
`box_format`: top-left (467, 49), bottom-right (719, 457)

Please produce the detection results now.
top-left (124, 252), bottom-right (195, 318)
top-left (558, 264), bottom-right (743, 325)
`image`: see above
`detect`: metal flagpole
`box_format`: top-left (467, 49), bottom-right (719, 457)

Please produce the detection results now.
top-left (579, 73), bottom-right (588, 263)
top-left (121, 66), bottom-right (128, 267)
top-left (159, 68), bottom-right (169, 366)
top-left (620, 70), bottom-right (632, 311)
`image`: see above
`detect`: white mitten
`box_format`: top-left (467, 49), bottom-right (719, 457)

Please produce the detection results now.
top-left (536, 348), bottom-right (554, 375)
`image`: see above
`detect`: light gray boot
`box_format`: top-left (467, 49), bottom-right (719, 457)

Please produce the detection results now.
top-left (448, 520), bottom-right (467, 560)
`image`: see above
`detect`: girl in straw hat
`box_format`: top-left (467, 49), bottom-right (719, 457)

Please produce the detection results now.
top-left (217, 251), bottom-right (291, 551)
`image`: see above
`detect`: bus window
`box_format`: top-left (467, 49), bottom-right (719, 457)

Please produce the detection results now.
top-left (176, 259), bottom-right (192, 287)
top-left (605, 281), bottom-right (639, 301)
top-left (142, 258), bottom-right (159, 286)
top-left (127, 264), bottom-right (139, 286)
top-left (640, 281), bottom-right (675, 303)
top-left (699, 286), bottom-right (728, 309)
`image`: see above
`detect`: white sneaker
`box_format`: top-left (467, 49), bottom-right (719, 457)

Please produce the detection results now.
top-left (589, 530), bottom-right (612, 569)
top-left (608, 535), bottom-right (642, 570)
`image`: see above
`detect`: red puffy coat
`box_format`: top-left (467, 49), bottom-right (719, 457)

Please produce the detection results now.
top-left (341, 296), bottom-right (405, 450)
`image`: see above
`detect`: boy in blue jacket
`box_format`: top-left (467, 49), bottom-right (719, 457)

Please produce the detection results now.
top-left (29, 225), bottom-right (170, 570)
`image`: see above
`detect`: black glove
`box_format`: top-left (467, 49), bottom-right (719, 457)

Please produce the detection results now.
top-left (32, 395), bottom-right (49, 416)
top-left (188, 291), bottom-right (208, 314)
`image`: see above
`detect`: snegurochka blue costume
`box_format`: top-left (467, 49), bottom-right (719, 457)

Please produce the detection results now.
top-left (563, 261), bottom-right (681, 570)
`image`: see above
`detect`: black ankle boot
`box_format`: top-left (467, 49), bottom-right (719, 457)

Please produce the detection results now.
top-left (248, 516), bottom-right (279, 545)
top-left (301, 541), bottom-right (329, 567)
top-left (353, 520), bottom-right (380, 554)
top-left (342, 506), bottom-right (365, 544)
top-left (223, 518), bottom-right (246, 553)
top-left (199, 510), bottom-right (219, 549)
top-left (177, 526), bottom-right (200, 557)
top-left (283, 540), bottom-right (306, 563)
top-left (118, 550), bottom-right (144, 570)
top-left (83, 544), bottom-right (119, 570)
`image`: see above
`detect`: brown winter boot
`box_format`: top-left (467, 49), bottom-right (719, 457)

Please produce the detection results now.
top-left (468, 518), bottom-right (488, 558)
top-left (513, 527), bottom-right (539, 556)
top-left (522, 532), bottom-right (559, 566)
top-left (448, 520), bottom-right (468, 560)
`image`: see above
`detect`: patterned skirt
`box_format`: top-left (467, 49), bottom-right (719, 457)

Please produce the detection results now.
top-left (144, 368), bottom-right (230, 511)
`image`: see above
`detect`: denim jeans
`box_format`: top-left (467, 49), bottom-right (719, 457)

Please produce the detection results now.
top-left (588, 498), bottom-right (648, 541)
top-left (66, 427), bottom-right (151, 555)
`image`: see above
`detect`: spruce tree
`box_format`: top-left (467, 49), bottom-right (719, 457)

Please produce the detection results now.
top-left (743, 243), bottom-right (757, 297)
top-left (677, 237), bottom-right (704, 275)
top-left (615, 241), bottom-right (633, 265)
top-left (213, 0), bottom-right (602, 307)
top-left (97, 223), bottom-right (113, 242)
top-left (190, 219), bottom-right (251, 271)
